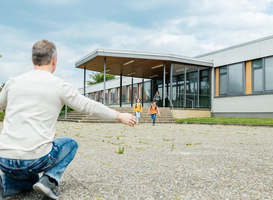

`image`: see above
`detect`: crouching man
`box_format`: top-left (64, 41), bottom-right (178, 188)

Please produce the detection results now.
top-left (0, 40), bottom-right (136, 199)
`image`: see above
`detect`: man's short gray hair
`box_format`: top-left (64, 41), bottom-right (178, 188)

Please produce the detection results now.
top-left (32, 40), bottom-right (57, 66)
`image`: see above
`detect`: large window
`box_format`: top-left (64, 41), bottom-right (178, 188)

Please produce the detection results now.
top-left (228, 63), bottom-right (243, 94)
top-left (252, 56), bottom-right (273, 93)
top-left (218, 63), bottom-right (244, 96)
top-left (253, 59), bottom-right (263, 93)
top-left (219, 66), bottom-right (227, 95)
top-left (265, 57), bottom-right (273, 91)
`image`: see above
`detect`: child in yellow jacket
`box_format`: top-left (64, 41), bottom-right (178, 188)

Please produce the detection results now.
top-left (134, 98), bottom-right (143, 124)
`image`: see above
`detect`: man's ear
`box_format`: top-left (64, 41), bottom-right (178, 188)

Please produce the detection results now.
top-left (31, 58), bottom-right (34, 65)
top-left (52, 56), bottom-right (57, 73)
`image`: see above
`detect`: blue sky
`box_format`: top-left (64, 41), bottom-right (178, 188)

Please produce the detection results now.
top-left (1, 0), bottom-right (273, 89)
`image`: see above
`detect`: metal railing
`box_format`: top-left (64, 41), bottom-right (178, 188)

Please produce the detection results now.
top-left (186, 98), bottom-right (193, 109)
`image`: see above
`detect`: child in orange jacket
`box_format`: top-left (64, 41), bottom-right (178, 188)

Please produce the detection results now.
top-left (148, 100), bottom-right (160, 126)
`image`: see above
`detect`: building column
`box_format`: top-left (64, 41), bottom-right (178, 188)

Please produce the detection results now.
top-left (170, 62), bottom-right (173, 107)
top-left (103, 57), bottom-right (106, 105)
top-left (119, 75), bottom-right (122, 107)
top-left (197, 67), bottom-right (200, 108)
top-left (163, 62), bottom-right (166, 107)
top-left (131, 77), bottom-right (133, 107)
top-left (184, 65), bottom-right (187, 108)
top-left (142, 78), bottom-right (144, 105)
top-left (83, 66), bottom-right (86, 96)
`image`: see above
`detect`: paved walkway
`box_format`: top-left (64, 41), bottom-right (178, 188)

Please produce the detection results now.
top-left (1, 122), bottom-right (273, 199)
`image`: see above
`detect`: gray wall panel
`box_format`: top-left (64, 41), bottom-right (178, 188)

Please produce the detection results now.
top-left (211, 94), bottom-right (273, 113)
top-left (261, 38), bottom-right (273, 57)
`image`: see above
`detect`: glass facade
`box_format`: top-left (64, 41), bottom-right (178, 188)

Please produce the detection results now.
top-left (96, 91), bottom-right (102, 103)
top-left (121, 86), bottom-right (127, 103)
top-left (170, 64), bottom-right (211, 108)
top-left (110, 88), bottom-right (118, 105)
top-left (85, 64), bottom-right (211, 109)
top-left (143, 81), bottom-right (151, 102)
top-left (129, 84), bottom-right (138, 103)
top-left (199, 68), bottom-right (210, 108)
top-left (186, 67), bottom-right (198, 108)
top-left (104, 90), bottom-right (109, 105)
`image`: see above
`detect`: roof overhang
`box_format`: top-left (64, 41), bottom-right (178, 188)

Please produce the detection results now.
top-left (75, 49), bottom-right (213, 79)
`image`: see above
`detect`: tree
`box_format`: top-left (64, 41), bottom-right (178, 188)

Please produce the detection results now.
top-left (0, 83), bottom-right (5, 92)
top-left (87, 72), bottom-right (115, 85)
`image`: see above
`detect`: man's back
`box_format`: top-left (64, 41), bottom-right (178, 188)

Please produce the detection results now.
top-left (0, 70), bottom-right (64, 159)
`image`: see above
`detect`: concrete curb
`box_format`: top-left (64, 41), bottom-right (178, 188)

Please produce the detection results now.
top-left (175, 121), bottom-right (273, 127)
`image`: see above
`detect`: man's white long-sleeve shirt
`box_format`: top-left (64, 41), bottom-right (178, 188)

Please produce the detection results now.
top-left (0, 70), bottom-right (117, 159)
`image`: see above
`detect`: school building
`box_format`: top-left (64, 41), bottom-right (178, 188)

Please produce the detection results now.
top-left (76, 35), bottom-right (273, 118)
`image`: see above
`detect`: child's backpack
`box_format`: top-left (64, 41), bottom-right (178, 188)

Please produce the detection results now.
top-left (150, 105), bottom-right (158, 110)
top-left (135, 103), bottom-right (142, 108)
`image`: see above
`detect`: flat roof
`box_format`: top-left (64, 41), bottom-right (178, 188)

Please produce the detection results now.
top-left (75, 49), bottom-right (213, 79)
top-left (195, 35), bottom-right (273, 58)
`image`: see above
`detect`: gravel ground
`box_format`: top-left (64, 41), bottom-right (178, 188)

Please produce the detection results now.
top-left (1, 121), bottom-right (273, 199)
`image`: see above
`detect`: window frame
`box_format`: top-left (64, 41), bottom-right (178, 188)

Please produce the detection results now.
top-left (264, 56), bottom-right (273, 93)
top-left (252, 56), bottom-right (273, 94)
top-left (217, 62), bottom-right (245, 97)
top-left (219, 66), bottom-right (227, 96)
top-left (252, 58), bottom-right (263, 94)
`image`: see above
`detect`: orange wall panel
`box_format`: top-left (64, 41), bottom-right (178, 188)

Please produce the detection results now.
top-left (246, 61), bottom-right (252, 95)
top-left (215, 68), bottom-right (219, 97)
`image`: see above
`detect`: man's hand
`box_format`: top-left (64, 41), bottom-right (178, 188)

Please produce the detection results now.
top-left (116, 111), bottom-right (136, 126)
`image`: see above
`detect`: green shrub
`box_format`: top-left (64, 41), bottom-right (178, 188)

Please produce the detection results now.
top-left (0, 111), bottom-right (5, 122)
top-left (59, 105), bottom-right (74, 116)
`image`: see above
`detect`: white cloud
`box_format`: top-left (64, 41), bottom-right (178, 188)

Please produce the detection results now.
top-left (1, 0), bottom-right (273, 89)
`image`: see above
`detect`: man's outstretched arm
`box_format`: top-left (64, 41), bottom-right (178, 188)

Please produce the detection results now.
top-left (115, 112), bottom-right (136, 126)
top-left (0, 83), bottom-right (7, 112)
top-left (60, 81), bottom-right (136, 126)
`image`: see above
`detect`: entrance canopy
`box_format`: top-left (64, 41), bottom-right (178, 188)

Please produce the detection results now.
top-left (75, 49), bottom-right (213, 79)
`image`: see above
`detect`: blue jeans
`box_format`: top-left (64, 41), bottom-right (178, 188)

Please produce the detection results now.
top-left (0, 137), bottom-right (78, 198)
top-left (151, 113), bottom-right (156, 124)
top-left (135, 112), bottom-right (140, 123)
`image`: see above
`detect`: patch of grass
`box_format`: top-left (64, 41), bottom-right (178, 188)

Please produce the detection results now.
top-left (118, 146), bottom-right (125, 154)
top-left (176, 117), bottom-right (273, 125)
